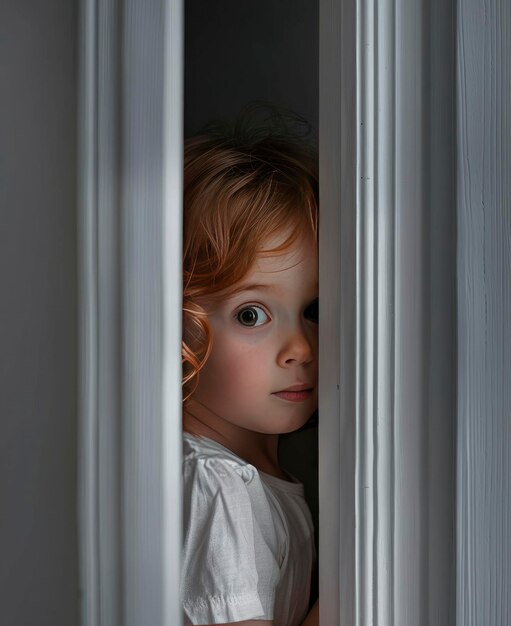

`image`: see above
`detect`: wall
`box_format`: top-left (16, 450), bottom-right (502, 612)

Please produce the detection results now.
top-left (184, 0), bottom-right (318, 137)
top-left (0, 2), bottom-right (79, 624)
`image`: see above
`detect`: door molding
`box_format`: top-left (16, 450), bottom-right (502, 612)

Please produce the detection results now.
top-left (320, 0), bottom-right (456, 624)
top-left (77, 1), bottom-right (183, 624)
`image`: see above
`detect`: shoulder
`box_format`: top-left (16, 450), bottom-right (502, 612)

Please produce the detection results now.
top-left (182, 433), bottom-right (259, 496)
top-left (181, 435), bottom-right (281, 624)
top-left (182, 434), bottom-right (280, 553)
top-left (182, 434), bottom-right (272, 528)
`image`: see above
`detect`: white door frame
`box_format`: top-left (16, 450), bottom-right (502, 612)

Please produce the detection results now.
top-left (78, 0), bottom-right (183, 624)
top-left (78, 0), bottom-right (457, 625)
top-left (320, 0), bottom-right (456, 624)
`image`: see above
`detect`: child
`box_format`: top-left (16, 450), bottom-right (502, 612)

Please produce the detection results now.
top-left (181, 108), bottom-right (320, 626)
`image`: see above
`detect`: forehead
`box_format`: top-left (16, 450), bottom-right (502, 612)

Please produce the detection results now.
top-left (236, 233), bottom-right (318, 291)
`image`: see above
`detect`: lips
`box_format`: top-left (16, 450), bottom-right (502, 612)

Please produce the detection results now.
top-left (272, 383), bottom-right (314, 402)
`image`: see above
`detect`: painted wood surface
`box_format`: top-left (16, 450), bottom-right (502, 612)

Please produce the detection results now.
top-left (78, 1), bottom-right (183, 624)
top-left (322, 0), bottom-right (456, 624)
top-left (457, 1), bottom-right (511, 624)
top-left (320, 1), bottom-right (357, 624)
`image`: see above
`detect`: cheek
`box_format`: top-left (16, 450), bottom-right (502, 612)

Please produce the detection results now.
top-left (206, 336), bottom-right (268, 394)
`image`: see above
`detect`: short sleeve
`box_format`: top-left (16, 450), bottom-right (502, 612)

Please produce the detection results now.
top-left (181, 456), bottom-right (281, 625)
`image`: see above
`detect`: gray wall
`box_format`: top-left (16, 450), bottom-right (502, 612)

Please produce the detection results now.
top-left (457, 0), bottom-right (511, 623)
top-left (184, 0), bottom-right (319, 137)
top-left (0, 2), bottom-right (79, 625)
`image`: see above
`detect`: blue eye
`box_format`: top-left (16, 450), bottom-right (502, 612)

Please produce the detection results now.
top-left (236, 306), bottom-right (269, 327)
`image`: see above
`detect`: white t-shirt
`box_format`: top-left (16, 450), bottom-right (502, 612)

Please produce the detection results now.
top-left (182, 432), bottom-right (316, 626)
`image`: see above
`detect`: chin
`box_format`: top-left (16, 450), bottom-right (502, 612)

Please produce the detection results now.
top-left (276, 413), bottom-right (313, 435)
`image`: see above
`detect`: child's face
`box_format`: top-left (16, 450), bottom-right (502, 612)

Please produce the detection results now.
top-left (188, 231), bottom-right (318, 435)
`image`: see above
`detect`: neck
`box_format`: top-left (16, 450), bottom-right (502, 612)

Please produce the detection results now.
top-left (182, 400), bottom-right (281, 473)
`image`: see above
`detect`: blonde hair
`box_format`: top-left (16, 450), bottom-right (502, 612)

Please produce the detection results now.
top-left (182, 108), bottom-right (318, 403)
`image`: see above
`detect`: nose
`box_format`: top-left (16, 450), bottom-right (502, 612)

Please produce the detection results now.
top-left (277, 324), bottom-right (316, 368)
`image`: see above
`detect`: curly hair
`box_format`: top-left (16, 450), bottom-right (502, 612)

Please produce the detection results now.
top-left (182, 104), bottom-right (319, 404)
